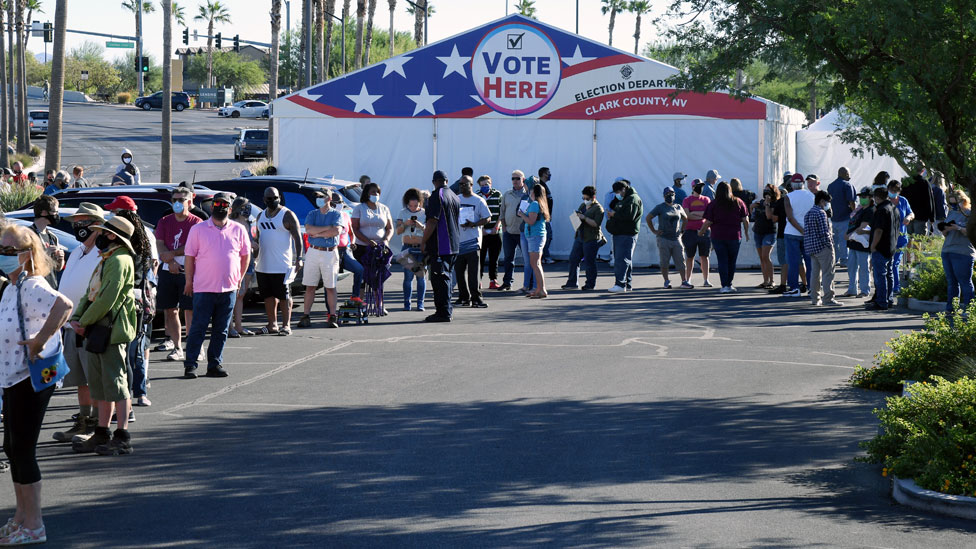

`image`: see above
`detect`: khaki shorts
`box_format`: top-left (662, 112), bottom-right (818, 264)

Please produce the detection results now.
top-left (61, 328), bottom-right (90, 388)
top-left (302, 247), bottom-right (339, 288)
top-left (657, 237), bottom-right (684, 269)
top-left (87, 343), bottom-right (130, 402)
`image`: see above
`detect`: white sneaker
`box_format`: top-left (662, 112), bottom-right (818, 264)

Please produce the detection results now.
top-left (826, 299), bottom-right (845, 306)
top-left (154, 339), bottom-right (175, 352)
top-left (728, 285), bottom-right (737, 293)
top-left (782, 288), bottom-right (801, 297)
top-left (607, 285), bottom-right (626, 293)
top-left (166, 348), bottom-right (185, 361)
top-left (719, 286), bottom-right (731, 294)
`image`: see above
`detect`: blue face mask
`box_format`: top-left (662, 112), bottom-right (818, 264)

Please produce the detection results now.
top-left (0, 254), bottom-right (24, 276)
top-left (315, 197), bottom-right (327, 208)
top-left (888, 192), bottom-right (898, 200)
top-left (172, 201), bottom-right (185, 214)
top-left (615, 193), bottom-right (624, 201)
top-left (370, 194), bottom-right (380, 204)
top-left (480, 185), bottom-right (491, 195)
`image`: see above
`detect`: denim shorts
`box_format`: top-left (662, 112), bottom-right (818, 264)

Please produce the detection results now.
top-left (754, 233), bottom-right (775, 250)
top-left (525, 235), bottom-right (545, 253)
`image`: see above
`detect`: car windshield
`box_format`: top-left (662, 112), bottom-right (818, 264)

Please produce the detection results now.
top-left (244, 130), bottom-right (268, 140)
top-left (29, 111), bottom-right (48, 120)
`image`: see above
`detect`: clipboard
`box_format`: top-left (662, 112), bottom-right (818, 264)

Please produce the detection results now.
top-left (569, 212), bottom-right (582, 232)
top-left (518, 199), bottom-right (529, 214)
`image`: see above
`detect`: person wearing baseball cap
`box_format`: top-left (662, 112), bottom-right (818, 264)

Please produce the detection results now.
top-left (672, 172), bottom-right (688, 203)
top-left (781, 173), bottom-right (819, 297)
top-left (70, 216), bottom-right (139, 456)
top-left (843, 186), bottom-right (875, 298)
top-left (423, 170), bottom-right (460, 322)
top-left (702, 169), bottom-right (721, 199)
top-left (647, 186), bottom-right (689, 289)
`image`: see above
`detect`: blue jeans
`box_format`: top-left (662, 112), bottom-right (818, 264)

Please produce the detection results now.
top-left (184, 291), bottom-right (235, 371)
top-left (542, 221), bottom-right (553, 260)
top-left (402, 247), bottom-right (427, 309)
top-left (566, 238), bottom-right (601, 288)
top-left (943, 252), bottom-right (975, 312)
top-left (871, 252), bottom-right (894, 308)
top-left (893, 251), bottom-right (904, 293)
top-left (428, 254), bottom-right (456, 318)
top-left (712, 238), bottom-right (741, 288)
top-left (520, 232), bottom-right (535, 290)
top-left (127, 327), bottom-right (150, 398)
top-left (340, 247), bottom-right (364, 298)
top-left (501, 232), bottom-right (521, 286)
top-left (847, 249), bottom-right (871, 295)
top-left (831, 220), bottom-right (849, 265)
top-left (612, 234), bottom-right (637, 287)
top-left (785, 234), bottom-right (811, 290)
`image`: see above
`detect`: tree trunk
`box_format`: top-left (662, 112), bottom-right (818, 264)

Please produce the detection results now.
top-left (809, 79), bottom-right (817, 123)
top-left (342, 0), bottom-right (351, 69)
top-left (299, 0), bottom-right (307, 82)
top-left (206, 20), bottom-right (214, 93)
top-left (15, 0), bottom-right (28, 154)
top-left (315, 0), bottom-right (324, 81)
top-left (44, 0), bottom-right (67, 174)
top-left (388, 0), bottom-right (395, 56)
top-left (608, 8), bottom-right (616, 47)
top-left (269, 0), bottom-right (281, 163)
top-left (161, 0), bottom-right (173, 182)
top-left (6, 2), bottom-right (14, 144)
top-left (633, 12), bottom-right (640, 55)
top-left (413, 2), bottom-right (423, 46)
top-left (0, 6), bottom-right (7, 168)
top-left (324, 0), bottom-right (336, 77)
top-left (363, 0), bottom-right (376, 66)
top-left (354, 0), bottom-right (364, 70)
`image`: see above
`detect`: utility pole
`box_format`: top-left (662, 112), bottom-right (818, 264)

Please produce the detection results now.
top-left (137, 4), bottom-right (144, 95)
top-left (576, 0), bottom-right (579, 33)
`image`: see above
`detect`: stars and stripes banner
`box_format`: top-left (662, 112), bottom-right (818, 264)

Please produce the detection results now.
top-left (284, 14), bottom-right (766, 121)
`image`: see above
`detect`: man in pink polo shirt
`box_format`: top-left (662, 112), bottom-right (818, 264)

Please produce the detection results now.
top-left (181, 193), bottom-right (251, 379)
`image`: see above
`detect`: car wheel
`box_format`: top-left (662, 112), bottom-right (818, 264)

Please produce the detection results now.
top-left (231, 111), bottom-right (240, 118)
top-left (142, 103), bottom-right (152, 111)
top-left (175, 103), bottom-right (185, 112)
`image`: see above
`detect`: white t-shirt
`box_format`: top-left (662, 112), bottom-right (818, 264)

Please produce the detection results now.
top-left (458, 194), bottom-right (492, 249)
top-left (353, 202), bottom-right (393, 245)
top-left (784, 189), bottom-right (815, 237)
top-left (0, 277), bottom-right (62, 388)
top-left (395, 207), bottom-right (427, 242)
top-left (60, 244), bottom-right (102, 311)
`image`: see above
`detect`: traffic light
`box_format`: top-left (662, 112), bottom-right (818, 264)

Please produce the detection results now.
top-left (233, 34), bottom-right (240, 53)
top-left (141, 56), bottom-right (150, 73)
top-left (214, 32), bottom-right (221, 49)
top-left (42, 22), bottom-right (51, 43)
top-left (135, 55), bottom-right (141, 72)
top-left (182, 28), bottom-right (189, 45)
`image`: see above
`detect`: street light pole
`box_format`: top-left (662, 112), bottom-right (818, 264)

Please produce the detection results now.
top-left (303, 0), bottom-right (312, 87)
top-left (137, 4), bottom-right (143, 95)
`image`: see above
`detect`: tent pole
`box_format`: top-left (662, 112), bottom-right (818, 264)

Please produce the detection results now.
top-left (592, 119), bottom-right (597, 186)
top-left (432, 118), bottom-right (438, 172)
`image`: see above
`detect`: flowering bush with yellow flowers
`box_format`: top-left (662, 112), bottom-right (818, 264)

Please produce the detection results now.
top-left (859, 376), bottom-right (976, 496)
top-left (850, 303), bottom-right (976, 392)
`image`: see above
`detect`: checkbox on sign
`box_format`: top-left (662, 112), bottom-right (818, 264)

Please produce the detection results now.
top-left (507, 33), bottom-right (524, 50)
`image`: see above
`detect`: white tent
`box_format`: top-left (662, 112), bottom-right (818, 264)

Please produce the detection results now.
top-left (796, 109), bottom-right (908, 187)
top-left (272, 14), bottom-right (806, 266)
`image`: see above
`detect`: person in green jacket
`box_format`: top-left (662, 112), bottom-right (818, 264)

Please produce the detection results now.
top-left (606, 180), bottom-right (643, 292)
top-left (69, 216), bottom-right (138, 457)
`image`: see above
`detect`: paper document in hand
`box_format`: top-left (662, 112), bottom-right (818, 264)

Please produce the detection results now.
top-left (569, 212), bottom-right (582, 232)
top-left (848, 226), bottom-right (870, 248)
top-left (459, 207), bottom-right (476, 225)
top-left (518, 200), bottom-right (529, 214)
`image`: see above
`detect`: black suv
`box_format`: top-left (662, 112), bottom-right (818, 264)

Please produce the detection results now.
top-left (195, 176), bottom-right (362, 223)
top-left (135, 91), bottom-right (191, 112)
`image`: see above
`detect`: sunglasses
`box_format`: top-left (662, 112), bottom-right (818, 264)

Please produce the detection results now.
top-left (213, 201), bottom-right (231, 209)
top-left (512, 177), bottom-right (522, 181)
top-left (0, 246), bottom-right (29, 256)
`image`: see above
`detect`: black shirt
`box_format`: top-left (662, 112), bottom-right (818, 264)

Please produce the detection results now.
top-left (425, 186), bottom-right (460, 257)
top-left (773, 197), bottom-right (788, 238)
top-left (751, 198), bottom-right (775, 235)
top-left (871, 200), bottom-right (900, 258)
top-left (847, 205), bottom-right (874, 252)
top-left (30, 223), bottom-right (59, 289)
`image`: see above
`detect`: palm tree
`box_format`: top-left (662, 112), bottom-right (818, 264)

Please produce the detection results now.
top-left (363, 0), bottom-right (377, 66)
top-left (629, 0), bottom-right (650, 55)
top-left (387, 0), bottom-right (395, 57)
top-left (122, 1), bottom-right (155, 95)
top-left (324, 0), bottom-right (336, 77)
top-left (161, 0), bottom-right (173, 181)
top-left (15, 0), bottom-right (28, 153)
top-left (172, 1), bottom-right (186, 26)
top-left (270, 0), bottom-right (281, 98)
top-left (0, 4), bottom-right (7, 168)
top-left (314, 0), bottom-right (324, 81)
top-left (44, 0), bottom-right (66, 173)
top-left (600, 0), bottom-right (625, 47)
top-left (194, 0), bottom-right (231, 91)
top-left (404, 0), bottom-right (432, 46)
top-left (5, 2), bottom-right (13, 148)
top-left (513, 0), bottom-right (535, 18)
top-left (353, 0), bottom-right (364, 69)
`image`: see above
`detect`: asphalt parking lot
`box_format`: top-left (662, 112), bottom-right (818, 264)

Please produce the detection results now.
top-left (3, 265), bottom-right (976, 548)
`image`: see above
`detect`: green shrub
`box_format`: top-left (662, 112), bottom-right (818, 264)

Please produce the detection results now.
top-left (858, 376), bottom-right (976, 497)
top-left (850, 303), bottom-right (976, 391)
top-left (117, 92), bottom-right (132, 104)
top-left (0, 184), bottom-right (42, 213)
top-left (238, 159), bottom-right (275, 176)
top-left (9, 152), bottom-right (34, 169)
top-left (899, 255), bottom-right (948, 301)
top-left (28, 145), bottom-right (40, 158)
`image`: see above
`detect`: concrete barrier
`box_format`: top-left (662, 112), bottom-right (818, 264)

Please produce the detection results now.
top-left (893, 476), bottom-right (976, 520)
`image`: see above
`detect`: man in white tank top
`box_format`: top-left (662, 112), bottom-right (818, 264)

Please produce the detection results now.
top-left (254, 187), bottom-right (304, 335)
top-left (782, 173), bottom-right (820, 297)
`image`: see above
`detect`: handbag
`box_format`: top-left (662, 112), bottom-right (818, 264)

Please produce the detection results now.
top-left (15, 274), bottom-right (69, 392)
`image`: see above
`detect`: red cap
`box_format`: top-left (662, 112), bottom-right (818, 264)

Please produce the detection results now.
top-left (105, 196), bottom-right (137, 212)
top-left (790, 173), bottom-right (805, 184)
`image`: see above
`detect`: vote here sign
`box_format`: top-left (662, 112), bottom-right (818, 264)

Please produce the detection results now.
top-left (472, 23), bottom-right (562, 116)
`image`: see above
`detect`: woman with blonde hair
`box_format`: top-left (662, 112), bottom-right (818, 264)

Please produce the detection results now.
top-left (0, 225), bottom-right (74, 546)
top-left (940, 188), bottom-right (975, 313)
top-left (517, 184), bottom-right (550, 298)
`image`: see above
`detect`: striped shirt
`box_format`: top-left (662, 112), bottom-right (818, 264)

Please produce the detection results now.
top-left (803, 205), bottom-right (832, 255)
top-left (478, 188), bottom-right (503, 234)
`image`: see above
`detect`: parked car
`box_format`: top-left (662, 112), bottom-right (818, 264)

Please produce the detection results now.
top-left (28, 110), bottom-right (48, 137)
top-left (234, 128), bottom-right (269, 161)
top-left (219, 100), bottom-right (268, 118)
top-left (135, 91), bottom-right (190, 111)
top-left (260, 107), bottom-right (269, 119)
top-left (195, 175), bottom-right (362, 223)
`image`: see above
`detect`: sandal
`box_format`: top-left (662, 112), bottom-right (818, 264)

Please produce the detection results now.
top-left (278, 326), bottom-right (292, 336)
top-left (227, 329), bottom-right (241, 339)
top-left (239, 328), bottom-right (256, 336)
top-left (530, 293), bottom-right (548, 299)
top-left (0, 524), bottom-right (46, 545)
top-left (257, 326), bottom-right (279, 335)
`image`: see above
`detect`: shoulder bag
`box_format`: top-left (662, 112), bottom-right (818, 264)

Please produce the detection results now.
top-left (15, 274), bottom-right (69, 391)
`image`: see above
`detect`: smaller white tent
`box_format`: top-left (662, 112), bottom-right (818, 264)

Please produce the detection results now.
top-left (796, 109), bottom-right (907, 186)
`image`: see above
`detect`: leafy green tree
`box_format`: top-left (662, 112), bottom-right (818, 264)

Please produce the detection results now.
top-left (600, 0), bottom-right (625, 47)
top-left (114, 51), bottom-right (162, 93)
top-left (187, 50), bottom-right (265, 89)
top-left (64, 41), bottom-right (120, 95)
top-left (194, 0), bottom-right (231, 90)
top-left (513, 0), bottom-right (536, 18)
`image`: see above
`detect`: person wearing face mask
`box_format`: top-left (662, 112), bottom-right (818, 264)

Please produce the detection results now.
top-left (9, 161), bottom-right (27, 185)
top-left (477, 176), bottom-right (503, 289)
top-left (455, 176), bottom-right (491, 308)
top-left (70, 216), bottom-right (138, 456)
top-left (803, 190), bottom-right (843, 306)
top-left (0, 224), bottom-right (74, 546)
top-left (605, 179), bottom-right (643, 292)
top-left (154, 187), bottom-right (203, 362)
top-left (827, 167), bottom-right (857, 268)
top-left (350, 182), bottom-right (394, 315)
top-left (254, 187), bottom-right (304, 333)
top-left (886, 181), bottom-right (914, 295)
top-left (111, 149), bottom-right (141, 186)
top-left (939, 189), bottom-right (975, 313)
top-left (229, 197), bottom-right (257, 337)
top-left (752, 185), bottom-right (779, 289)
top-left (782, 173), bottom-right (818, 297)
top-left (681, 180), bottom-right (712, 288)
top-left (843, 186), bottom-right (875, 299)
top-left (563, 186), bottom-right (605, 291)
top-left (181, 193), bottom-right (251, 379)
top-left (497, 170), bottom-right (529, 291)
top-left (297, 191), bottom-right (344, 328)
top-left (866, 186), bottom-right (900, 311)
top-left (395, 188), bottom-right (428, 311)
top-left (28, 195), bottom-right (64, 290)
top-left (50, 204), bottom-right (107, 444)
top-left (646, 186), bottom-right (688, 289)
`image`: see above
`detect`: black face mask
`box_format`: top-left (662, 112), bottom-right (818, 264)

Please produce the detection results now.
top-left (39, 213), bottom-right (60, 225)
top-left (95, 234), bottom-right (112, 251)
top-left (265, 197), bottom-right (280, 209)
top-left (73, 223), bottom-right (92, 242)
top-left (212, 207), bottom-right (229, 221)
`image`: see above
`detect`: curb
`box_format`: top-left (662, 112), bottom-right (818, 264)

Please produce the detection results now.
top-left (892, 476), bottom-right (976, 520)
top-left (907, 297), bottom-right (947, 313)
